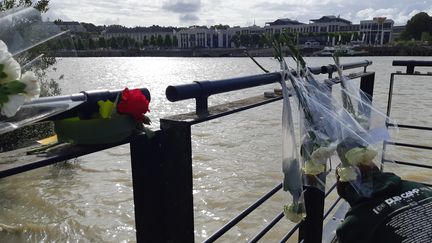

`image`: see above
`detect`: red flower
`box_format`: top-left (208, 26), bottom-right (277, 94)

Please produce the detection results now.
top-left (117, 88), bottom-right (150, 122)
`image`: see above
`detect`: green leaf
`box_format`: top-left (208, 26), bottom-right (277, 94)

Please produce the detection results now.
top-left (3, 81), bottom-right (26, 94)
top-left (0, 92), bottom-right (9, 104)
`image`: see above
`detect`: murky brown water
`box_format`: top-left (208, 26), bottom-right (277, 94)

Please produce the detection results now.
top-left (0, 56), bottom-right (431, 242)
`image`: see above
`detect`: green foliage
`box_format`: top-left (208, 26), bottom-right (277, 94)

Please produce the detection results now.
top-left (109, 38), bottom-right (118, 49)
top-left (163, 34), bottom-right (172, 47)
top-left (122, 37), bottom-right (130, 49)
top-left (403, 12), bottom-right (432, 40)
top-left (142, 36), bottom-right (149, 46)
top-left (156, 35), bottom-right (164, 46)
top-left (88, 38), bottom-right (96, 49)
top-left (150, 35), bottom-right (156, 46)
top-left (75, 38), bottom-right (85, 50)
top-left (0, 0), bottom-right (49, 12)
top-left (172, 36), bottom-right (178, 47)
top-left (98, 37), bottom-right (107, 49)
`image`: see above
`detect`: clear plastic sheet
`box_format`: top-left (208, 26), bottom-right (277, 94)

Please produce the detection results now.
top-left (0, 7), bottom-right (75, 135)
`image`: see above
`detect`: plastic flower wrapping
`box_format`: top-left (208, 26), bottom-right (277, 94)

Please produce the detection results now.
top-left (270, 33), bottom-right (397, 222)
top-left (0, 7), bottom-right (70, 135)
top-left (54, 88), bottom-right (151, 145)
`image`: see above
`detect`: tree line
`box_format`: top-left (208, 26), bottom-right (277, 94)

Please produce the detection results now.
top-left (49, 34), bottom-right (179, 51)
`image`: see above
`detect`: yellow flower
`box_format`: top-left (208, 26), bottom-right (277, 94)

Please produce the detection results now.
top-left (97, 100), bottom-right (115, 118)
top-left (303, 159), bottom-right (326, 175)
top-left (311, 145), bottom-right (336, 162)
top-left (337, 166), bottom-right (358, 182)
top-left (283, 202), bottom-right (306, 223)
top-left (345, 147), bottom-right (377, 165)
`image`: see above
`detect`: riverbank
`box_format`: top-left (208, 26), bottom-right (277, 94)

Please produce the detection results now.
top-left (54, 45), bottom-right (432, 58)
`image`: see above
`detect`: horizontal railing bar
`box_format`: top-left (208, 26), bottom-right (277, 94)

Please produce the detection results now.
top-left (166, 61), bottom-right (372, 102)
top-left (0, 133), bottom-right (149, 179)
top-left (382, 159), bottom-right (432, 169)
top-left (387, 123), bottom-right (432, 131)
top-left (203, 183), bottom-right (282, 243)
top-left (323, 197), bottom-right (343, 220)
top-left (279, 223), bottom-right (301, 243)
top-left (393, 60), bottom-right (432, 67)
top-left (385, 141), bottom-right (432, 150)
top-left (249, 212), bottom-right (284, 243)
top-left (325, 183), bottom-right (337, 198)
top-left (161, 95), bottom-right (282, 125)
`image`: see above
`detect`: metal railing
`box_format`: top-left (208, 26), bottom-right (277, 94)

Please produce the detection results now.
top-left (0, 60), bottom-right (375, 243)
top-left (381, 60), bottom-right (432, 172)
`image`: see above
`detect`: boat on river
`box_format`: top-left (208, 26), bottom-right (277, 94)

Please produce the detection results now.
top-left (315, 45), bottom-right (368, 56)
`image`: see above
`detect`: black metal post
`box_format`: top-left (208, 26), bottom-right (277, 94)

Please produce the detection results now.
top-left (160, 120), bottom-right (195, 242)
top-left (359, 72), bottom-right (375, 117)
top-left (130, 132), bottom-right (165, 242)
top-left (298, 182), bottom-right (326, 243)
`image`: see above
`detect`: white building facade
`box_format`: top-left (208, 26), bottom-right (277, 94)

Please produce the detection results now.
top-left (360, 18), bottom-right (394, 45)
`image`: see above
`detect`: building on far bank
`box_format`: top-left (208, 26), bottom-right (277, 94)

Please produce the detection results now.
top-left (360, 18), bottom-right (394, 45)
top-left (101, 26), bottom-right (176, 44)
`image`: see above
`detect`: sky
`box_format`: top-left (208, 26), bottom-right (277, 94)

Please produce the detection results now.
top-left (44, 0), bottom-right (432, 27)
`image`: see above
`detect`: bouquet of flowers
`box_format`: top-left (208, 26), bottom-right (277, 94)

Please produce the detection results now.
top-left (0, 7), bottom-right (69, 136)
top-left (0, 40), bottom-right (40, 117)
top-left (264, 32), bottom-right (395, 222)
top-left (54, 88), bottom-right (151, 145)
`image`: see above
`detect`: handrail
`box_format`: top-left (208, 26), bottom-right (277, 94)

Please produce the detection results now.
top-left (166, 60), bottom-right (372, 114)
top-left (392, 60), bottom-right (432, 74)
top-left (166, 60), bottom-right (371, 102)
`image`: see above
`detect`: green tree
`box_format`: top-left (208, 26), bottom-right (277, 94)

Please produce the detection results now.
top-left (75, 38), bottom-right (85, 50)
top-left (62, 37), bottom-right (74, 50)
top-left (172, 36), bottom-right (178, 47)
top-left (156, 35), bottom-right (164, 47)
top-left (239, 34), bottom-right (251, 47)
top-left (122, 37), bottom-right (130, 49)
top-left (403, 12), bottom-right (432, 40)
top-left (88, 38), bottom-right (96, 49)
top-left (230, 34), bottom-right (240, 47)
top-left (109, 38), bottom-right (118, 49)
top-left (251, 34), bottom-right (260, 47)
top-left (163, 34), bottom-right (172, 47)
top-left (0, 0), bottom-right (49, 12)
top-left (98, 37), bottom-right (107, 49)
top-left (143, 36), bottom-right (149, 46)
top-left (150, 35), bottom-right (156, 46)
top-left (421, 32), bottom-right (431, 42)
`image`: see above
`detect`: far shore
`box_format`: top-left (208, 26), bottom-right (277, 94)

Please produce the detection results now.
top-left (54, 45), bottom-right (432, 58)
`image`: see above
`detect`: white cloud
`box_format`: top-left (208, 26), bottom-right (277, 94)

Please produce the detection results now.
top-left (43, 0), bottom-right (432, 27)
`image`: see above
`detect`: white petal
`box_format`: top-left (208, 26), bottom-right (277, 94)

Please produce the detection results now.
top-left (1, 94), bottom-right (25, 117)
top-left (0, 40), bottom-right (7, 52)
top-left (21, 71), bottom-right (40, 100)
top-left (0, 50), bottom-right (21, 83)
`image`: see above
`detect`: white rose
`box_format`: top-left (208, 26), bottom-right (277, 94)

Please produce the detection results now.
top-left (21, 71), bottom-right (40, 100)
top-left (0, 40), bottom-right (7, 52)
top-left (337, 166), bottom-right (358, 182)
top-left (303, 159), bottom-right (326, 175)
top-left (1, 94), bottom-right (26, 117)
top-left (0, 49), bottom-right (21, 83)
top-left (311, 144), bottom-right (336, 162)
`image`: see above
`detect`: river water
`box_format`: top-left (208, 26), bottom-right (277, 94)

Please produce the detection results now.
top-left (0, 56), bottom-right (431, 242)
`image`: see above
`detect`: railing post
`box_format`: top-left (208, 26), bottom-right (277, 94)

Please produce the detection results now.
top-left (130, 132), bottom-right (165, 242)
top-left (359, 72), bottom-right (375, 117)
top-left (160, 120), bottom-right (195, 242)
top-left (298, 179), bottom-right (325, 243)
